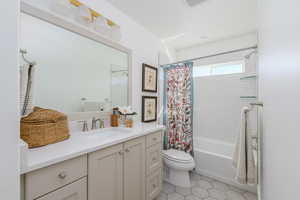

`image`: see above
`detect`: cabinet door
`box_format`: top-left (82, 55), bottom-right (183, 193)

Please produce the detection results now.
top-left (88, 144), bottom-right (123, 200)
top-left (124, 137), bottom-right (146, 200)
top-left (36, 177), bottom-right (87, 200)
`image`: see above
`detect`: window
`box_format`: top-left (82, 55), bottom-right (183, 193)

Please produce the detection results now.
top-left (193, 60), bottom-right (245, 77)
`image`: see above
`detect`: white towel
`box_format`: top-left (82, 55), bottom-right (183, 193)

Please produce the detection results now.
top-left (233, 106), bottom-right (256, 185)
top-left (20, 64), bottom-right (35, 116)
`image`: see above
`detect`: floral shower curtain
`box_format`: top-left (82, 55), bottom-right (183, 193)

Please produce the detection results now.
top-left (163, 62), bottom-right (194, 154)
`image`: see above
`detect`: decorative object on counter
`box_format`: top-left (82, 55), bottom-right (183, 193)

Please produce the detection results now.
top-left (117, 106), bottom-right (137, 128)
top-left (142, 96), bottom-right (157, 122)
top-left (142, 64), bottom-right (158, 92)
top-left (75, 4), bottom-right (92, 27)
top-left (20, 107), bottom-right (70, 148)
top-left (111, 108), bottom-right (119, 127)
top-left (125, 116), bottom-right (134, 128)
top-left (50, 0), bottom-right (73, 17)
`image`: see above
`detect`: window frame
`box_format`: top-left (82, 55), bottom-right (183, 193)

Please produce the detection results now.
top-left (193, 60), bottom-right (245, 78)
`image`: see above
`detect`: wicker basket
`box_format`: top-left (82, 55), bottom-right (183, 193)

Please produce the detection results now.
top-left (21, 107), bottom-right (70, 148)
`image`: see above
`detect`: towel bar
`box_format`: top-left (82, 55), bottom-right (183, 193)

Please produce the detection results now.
top-left (249, 102), bottom-right (263, 107)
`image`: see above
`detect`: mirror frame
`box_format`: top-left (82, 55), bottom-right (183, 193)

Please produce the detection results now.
top-left (21, 1), bottom-right (132, 120)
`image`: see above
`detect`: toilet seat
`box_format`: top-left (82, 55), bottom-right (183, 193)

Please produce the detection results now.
top-left (162, 149), bottom-right (194, 163)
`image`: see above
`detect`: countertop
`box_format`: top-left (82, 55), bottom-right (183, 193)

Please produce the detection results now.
top-left (20, 123), bottom-right (164, 174)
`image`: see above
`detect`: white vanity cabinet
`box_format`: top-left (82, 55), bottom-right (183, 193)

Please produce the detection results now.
top-left (146, 132), bottom-right (163, 200)
top-left (88, 137), bottom-right (146, 200)
top-left (88, 144), bottom-right (124, 200)
top-left (24, 155), bottom-right (87, 200)
top-left (123, 137), bottom-right (146, 200)
top-left (35, 178), bottom-right (87, 200)
top-left (23, 130), bottom-right (163, 200)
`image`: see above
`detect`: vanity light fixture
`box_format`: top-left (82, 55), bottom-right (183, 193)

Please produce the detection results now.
top-left (93, 16), bottom-right (110, 37)
top-left (75, 4), bottom-right (93, 26)
top-left (69, 0), bottom-right (121, 41)
top-left (69, 0), bottom-right (117, 27)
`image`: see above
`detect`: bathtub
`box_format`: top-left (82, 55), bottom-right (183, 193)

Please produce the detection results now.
top-left (193, 137), bottom-right (256, 193)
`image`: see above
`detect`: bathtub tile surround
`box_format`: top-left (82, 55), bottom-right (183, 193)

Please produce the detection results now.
top-left (158, 172), bottom-right (257, 200)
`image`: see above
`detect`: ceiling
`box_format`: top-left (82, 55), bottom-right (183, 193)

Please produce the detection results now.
top-left (107, 0), bottom-right (258, 50)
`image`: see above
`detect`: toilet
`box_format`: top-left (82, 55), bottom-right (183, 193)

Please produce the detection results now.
top-left (162, 149), bottom-right (195, 188)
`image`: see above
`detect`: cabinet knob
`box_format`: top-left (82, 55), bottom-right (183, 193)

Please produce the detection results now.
top-left (152, 137), bottom-right (157, 141)
top-left (125, 149), bottom-right (130, 153)
top-left (252, 144), bottom-right (258, 150)
top-left (58, 171), bottom-right (67, 179)
top-left (152, 184), bottom-right (156, 188)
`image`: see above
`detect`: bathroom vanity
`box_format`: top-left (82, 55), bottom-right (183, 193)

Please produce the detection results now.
top-left (21, 125), bottom-right (164, 200)
top-left (19, 1), bottom-right (163, 199)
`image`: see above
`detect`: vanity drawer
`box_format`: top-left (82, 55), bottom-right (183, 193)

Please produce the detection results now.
top-left (146, 143), bottom-right (162, 175)
top-left (146, 169), bottom-right (162, 200)
top-left (146, 131), bottom-right (162, 147)
top-left (36, 177), bottom-right (87, 200)
top-left (25, 155), bottom-right (87, 200)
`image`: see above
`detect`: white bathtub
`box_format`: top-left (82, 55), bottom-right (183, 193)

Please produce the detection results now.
top-left (193, 137), bottom-right (256, 193)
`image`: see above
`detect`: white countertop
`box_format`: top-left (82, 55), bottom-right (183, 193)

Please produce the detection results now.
top-left (20, 123), bottom-right (164, 174)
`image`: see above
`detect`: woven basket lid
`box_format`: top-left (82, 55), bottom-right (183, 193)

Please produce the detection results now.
top-left (21, 107), bottom-right (68, 123)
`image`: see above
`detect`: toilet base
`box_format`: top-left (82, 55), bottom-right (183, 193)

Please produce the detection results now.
top-left (163, 165), bottom-right (192, 188)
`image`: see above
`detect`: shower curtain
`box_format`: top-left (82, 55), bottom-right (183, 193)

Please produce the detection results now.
top-left (163, 62), bottom-right (194, 154)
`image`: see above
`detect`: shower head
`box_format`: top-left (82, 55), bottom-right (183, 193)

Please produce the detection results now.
top-left (245, 50), bottom-right (258, 59)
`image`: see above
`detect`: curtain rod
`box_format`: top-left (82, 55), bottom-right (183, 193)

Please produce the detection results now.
top-left (160, 45), bottom-right (258, 67)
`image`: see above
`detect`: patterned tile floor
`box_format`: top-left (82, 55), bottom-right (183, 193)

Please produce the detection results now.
top-left (157, 173), bottom-right (257, 200)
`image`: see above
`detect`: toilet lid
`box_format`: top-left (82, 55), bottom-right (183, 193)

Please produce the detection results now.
top-left (162, 149), bottom-right (193, 163)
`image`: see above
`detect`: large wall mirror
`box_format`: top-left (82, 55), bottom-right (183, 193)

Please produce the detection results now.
top-left (20, 3), bottom-right (131, 115)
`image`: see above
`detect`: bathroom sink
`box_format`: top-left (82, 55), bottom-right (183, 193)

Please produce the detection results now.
top-left (83, 127), bottom-right (133, 139)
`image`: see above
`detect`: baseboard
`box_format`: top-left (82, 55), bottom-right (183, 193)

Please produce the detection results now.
top-left (194, 168), bottom-right (257, 193)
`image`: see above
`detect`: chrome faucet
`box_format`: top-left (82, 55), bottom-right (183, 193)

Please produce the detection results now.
top-left (78, 120), bottom-right (89, 132)
top-left (92, 117), bottom-right (105, 130)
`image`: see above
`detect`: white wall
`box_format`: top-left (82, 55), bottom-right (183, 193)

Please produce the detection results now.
top-left (193, 51), bottom-right (257, 144)
top-left (259, 0), bottom-right (300, 199)
top-left (0, 0), bottom-right (20, 199)
top-left (176, 32), bottom-right (258, 61)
